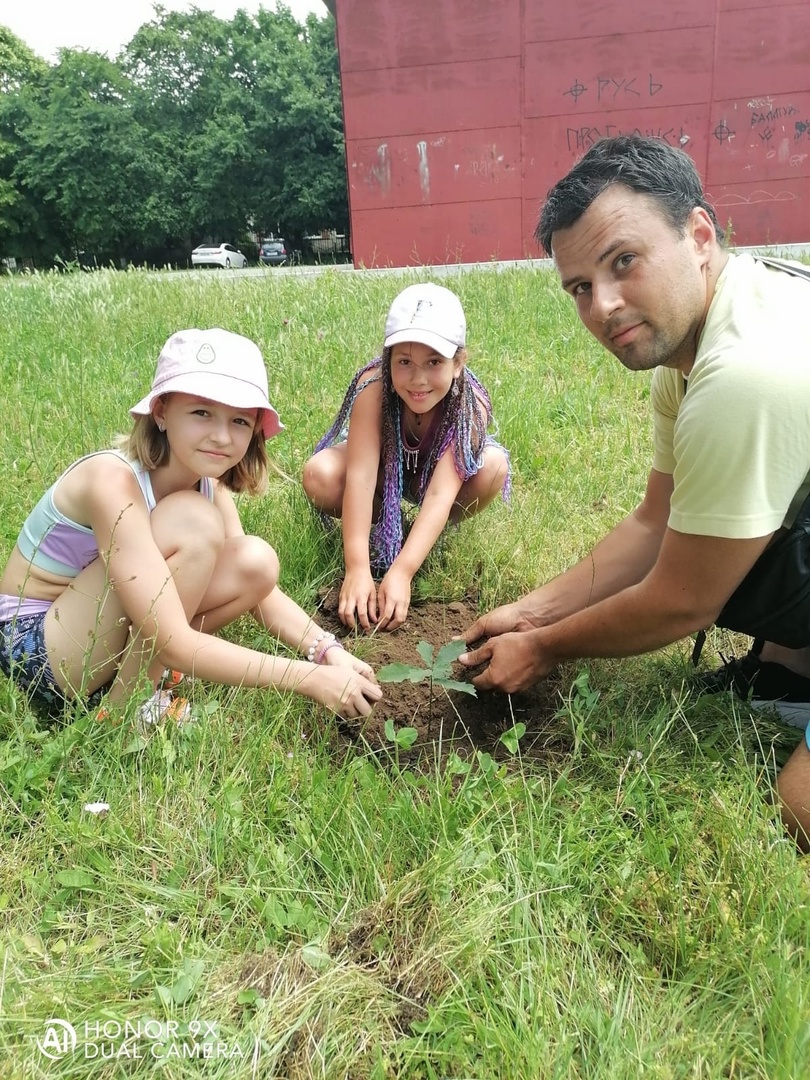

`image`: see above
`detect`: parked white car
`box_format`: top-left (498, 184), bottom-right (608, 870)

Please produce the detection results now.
top-left (191, 242), bottom-right (248, 269)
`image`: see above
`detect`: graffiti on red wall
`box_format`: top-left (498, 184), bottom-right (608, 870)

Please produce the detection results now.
top-left (336, 0), bottom-right (810, 267)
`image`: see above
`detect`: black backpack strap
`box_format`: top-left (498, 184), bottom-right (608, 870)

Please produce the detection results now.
top-left (753, 255), bottom-right (810, 282)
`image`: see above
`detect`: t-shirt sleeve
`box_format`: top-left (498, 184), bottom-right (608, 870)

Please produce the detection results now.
top-left (667, 352), bottom-right (810, 538)
top-left (651, 367), bottom-right (681, 477)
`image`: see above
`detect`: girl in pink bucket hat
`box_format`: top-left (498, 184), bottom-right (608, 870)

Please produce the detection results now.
top-left (0, 329), bottom-right (380, 724)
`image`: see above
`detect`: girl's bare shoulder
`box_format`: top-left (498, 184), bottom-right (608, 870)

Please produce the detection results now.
top-left (355, 368), bottom-right (384, 395)
top-left (350, 371), bottom-right (384, 417)
top-left (57, 452), bottom-right (145, 520)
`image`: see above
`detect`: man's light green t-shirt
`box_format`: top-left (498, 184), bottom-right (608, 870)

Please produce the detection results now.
top-left (652, 253), bottom-right (810, 539)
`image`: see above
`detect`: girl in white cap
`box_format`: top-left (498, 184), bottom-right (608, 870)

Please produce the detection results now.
top-left (303, 283), bottom-right (510, 632)
top-left (0, 329), bottom-right (380, 723)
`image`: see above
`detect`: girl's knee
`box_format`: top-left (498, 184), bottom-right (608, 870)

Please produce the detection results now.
top-left (457, 450), bottom-right (509, 517)
top-left (483, 446), bottom-right (509, 488)
top-left (152, 492), bottom-right (226, 557)
top-left (232, 535), bottom-right (279, 596)
top-left (302, 454), bottom-right (327, 500)
top-left (302, 449), bottom-right (345, 511)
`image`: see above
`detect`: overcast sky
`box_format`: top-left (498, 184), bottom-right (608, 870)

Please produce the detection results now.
top-left (2, 0), bottom-right (328, 62)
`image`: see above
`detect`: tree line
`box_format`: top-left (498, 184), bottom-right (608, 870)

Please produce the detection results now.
top-left (0, 6), bottom-right (348, 268)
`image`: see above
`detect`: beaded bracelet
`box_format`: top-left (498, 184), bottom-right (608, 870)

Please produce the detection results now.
top-left (307, 631), bottom-right (334, 663)
top-left (315, 640), bottom-right (345, 665)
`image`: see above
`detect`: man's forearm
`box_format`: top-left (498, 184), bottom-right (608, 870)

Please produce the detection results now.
top-left (518, 507), bottom-right (666, 627)
top-left (538, 576), bottom-right (702, 665)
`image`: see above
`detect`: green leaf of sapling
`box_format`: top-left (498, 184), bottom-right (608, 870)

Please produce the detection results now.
top-left (433, 639), bottom-right (468, 679)
top-left (435, 678), bottom-right (477, 697)
top-left (394, 726), bottom-right (418, 749)
top-left (416, 641), bottom-right (435, 668)
top-left (377, 662), bottom-right (429, 684)
top-left (498, 722), bottom-right (526, 754)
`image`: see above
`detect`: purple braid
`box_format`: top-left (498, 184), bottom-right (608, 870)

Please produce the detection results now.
top-left (313, 357), bottom-right (382, 454)
top-left (374, 348), bottom-right (405, 569)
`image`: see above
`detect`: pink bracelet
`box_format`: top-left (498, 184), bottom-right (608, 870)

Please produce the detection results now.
top-left (315, 639), bottom-right (345, 665)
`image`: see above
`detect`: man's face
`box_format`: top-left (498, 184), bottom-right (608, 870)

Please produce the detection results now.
top-left (551, 185), bottom-right (714, 374)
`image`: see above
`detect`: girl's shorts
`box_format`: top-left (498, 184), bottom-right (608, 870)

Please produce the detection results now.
top-left (0, 612), bottom-right (70, 708)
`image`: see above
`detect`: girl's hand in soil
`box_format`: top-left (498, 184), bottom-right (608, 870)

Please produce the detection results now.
top-left (323, 645), bottom-right (377, 683)
top-left (339, 568), bottom-right (378, 631)
top-left (458, 629), bottom-right (553, 694)
top-left (300, 665), bottom-right (382, 719)
top-left (376, 567), bottom-right (411, 631)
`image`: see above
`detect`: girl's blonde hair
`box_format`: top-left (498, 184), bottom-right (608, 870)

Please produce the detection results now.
top-left (115, 400), bottom-right (269, 495)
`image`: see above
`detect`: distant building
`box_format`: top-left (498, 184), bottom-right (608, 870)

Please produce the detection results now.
top-left (330, 0), bottom-right (810, 268)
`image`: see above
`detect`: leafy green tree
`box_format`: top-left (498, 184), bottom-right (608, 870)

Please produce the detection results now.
top-left (122, 5), bottom-right (348, 252)
top-left (10, 49), bottom-right (169, 261)
top-left (0, 27), bottom-right (50, 258)
top-left (0, 6), bottom-right (348, 265)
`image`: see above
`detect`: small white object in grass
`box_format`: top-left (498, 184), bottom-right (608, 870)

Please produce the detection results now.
top-left (83, 802), bottom-right (110, 815)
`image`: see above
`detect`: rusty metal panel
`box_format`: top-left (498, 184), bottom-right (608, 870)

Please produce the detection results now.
top-left (526, 29), bottom-right (714, 118)
top-left (710, 176), bottom-right (810, 244)
top-left (347, 128), bottom-right (521, 213)
top-left (523, 106), bottom-right (711, 192)
top-left (714, 8), bottom-right (810, 99)
top-left (526, 0), bottom-right (710, 40)
top-left (336, 0), bottom-right (519, 73)
top-left (335, 0), bottom-right (810, 264)
top-left (707, 92), bottom-right (810, 184)
top-left (719, 0), bottom-right (805, 9)
top-left (350, 200), bottom-right (523, 268)
top-left (342, 58), bottom-right (520, 141)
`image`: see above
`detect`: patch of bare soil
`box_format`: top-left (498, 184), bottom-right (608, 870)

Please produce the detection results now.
top-left (316, 586), bottom-right (574, 768)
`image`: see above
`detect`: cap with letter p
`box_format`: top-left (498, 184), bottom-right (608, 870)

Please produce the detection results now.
top-left (383, 283), bottom-right (466, 359)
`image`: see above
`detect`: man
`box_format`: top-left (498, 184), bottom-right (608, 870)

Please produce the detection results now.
top-left (459, 135), bottom-right (810, 848)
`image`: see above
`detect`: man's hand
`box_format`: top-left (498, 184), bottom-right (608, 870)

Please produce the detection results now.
top-left (458, 629), bottom-right (554, 693)
top-left (462, 600), bottom-right (543, 646)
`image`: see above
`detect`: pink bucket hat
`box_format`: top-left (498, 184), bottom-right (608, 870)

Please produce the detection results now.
top-left (383, 283), bottom-right (466, 359)
top-left (130, 328), bottom-right (283, 439)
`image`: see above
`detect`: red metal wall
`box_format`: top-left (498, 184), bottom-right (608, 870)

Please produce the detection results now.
top-left (334, 0), bottom-right (810, 267)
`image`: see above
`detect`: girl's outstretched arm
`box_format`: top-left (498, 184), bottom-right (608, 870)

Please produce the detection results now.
top-left (215, 481), bottom-right (378, 687)
top-left (377, 450), bottom-right (463, 630)
top-left (252, 586), bottom-right (376, 682)
top-left (340, 378), bottom-right (384, 630)
top-left (83, 460), bottom-right (379, 718)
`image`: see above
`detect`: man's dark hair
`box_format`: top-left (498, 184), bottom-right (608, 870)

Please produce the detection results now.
top-left (535, 135), bottom-right (725, 255)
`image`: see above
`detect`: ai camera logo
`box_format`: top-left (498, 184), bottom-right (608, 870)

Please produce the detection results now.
top-left (37, 1019), bottom-right (77, 1060)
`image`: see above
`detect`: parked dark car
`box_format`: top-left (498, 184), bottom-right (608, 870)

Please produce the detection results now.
top-left (259, 239), bottom-right (288, 266)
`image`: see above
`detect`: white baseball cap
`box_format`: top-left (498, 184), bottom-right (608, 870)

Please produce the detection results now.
top-left (130, 328), bottom-right (283, 439)
top-left (383, 283), bottom-right (466, 359)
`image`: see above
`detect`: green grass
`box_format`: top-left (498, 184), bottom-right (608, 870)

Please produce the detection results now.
top-left (0, 267), bottom-right (808, 1078)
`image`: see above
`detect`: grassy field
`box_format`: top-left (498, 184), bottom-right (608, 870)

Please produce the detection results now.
top-left (0, 267), bottom-right (808, 1079)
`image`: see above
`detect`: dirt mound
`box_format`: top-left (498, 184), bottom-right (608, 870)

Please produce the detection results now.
top-left (316, 587), bottom-right (573, 767)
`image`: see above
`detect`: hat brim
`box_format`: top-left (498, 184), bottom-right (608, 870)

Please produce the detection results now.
top-left (130, 373), bottom-right (283, 439)
top-left (383, 328), bottom-right (461, 359)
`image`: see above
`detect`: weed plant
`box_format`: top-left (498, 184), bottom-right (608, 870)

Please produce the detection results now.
top-left (0, 268), bottom-right (807, 1078)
